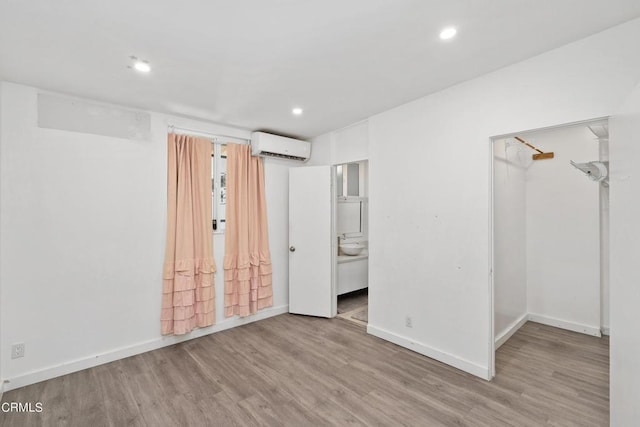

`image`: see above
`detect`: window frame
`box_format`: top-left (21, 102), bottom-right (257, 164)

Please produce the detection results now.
top-left (211, 143), bottom-right (227, 234)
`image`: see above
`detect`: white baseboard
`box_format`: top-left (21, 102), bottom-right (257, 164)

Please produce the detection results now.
top-left (528, 313), bottom-right (601, 337)
top-left (2, 305), bottom-right (288, 392)
top-left (495, 313), bottom-right (528, 349)
top-left (366, 324), bottom-right (490, 380)
top-left (601, 326), bottom-right (610, 336)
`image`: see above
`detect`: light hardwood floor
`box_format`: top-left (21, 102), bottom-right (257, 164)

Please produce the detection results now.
top-left (0, 316), bottom-right (609, 426)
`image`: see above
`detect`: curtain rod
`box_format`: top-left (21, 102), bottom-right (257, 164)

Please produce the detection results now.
top-left (168, 125), bottom-right (251, 143)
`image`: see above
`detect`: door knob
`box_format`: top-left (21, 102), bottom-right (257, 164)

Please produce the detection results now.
top-left (289, 246), bottom-right (296, 252)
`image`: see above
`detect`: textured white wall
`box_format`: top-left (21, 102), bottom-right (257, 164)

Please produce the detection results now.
top-left (0, 82), bottom-right (291, 390)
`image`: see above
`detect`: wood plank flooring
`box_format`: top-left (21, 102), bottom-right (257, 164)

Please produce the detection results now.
top-left (0, 317), bottom-right (609, 426)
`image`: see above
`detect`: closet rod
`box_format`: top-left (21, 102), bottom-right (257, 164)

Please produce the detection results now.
top-left (168, 125), bottom-right (250, 143)
top-left (514, 136), bottom-right (554, 160)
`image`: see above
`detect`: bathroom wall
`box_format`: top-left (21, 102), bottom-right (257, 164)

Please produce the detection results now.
top-left (525, 125), bottom-right (601, 335)
top-left (493, 139), bottom-right (527, 344)
top-left (0, 82), bottom-right (292, 391)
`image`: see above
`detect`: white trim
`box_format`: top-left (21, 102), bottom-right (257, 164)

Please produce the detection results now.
top-left (601, 326), bottom-right (610, 336)
top-left (488, 136), bottom-right (496, 378)
top-left (495, 314), bottom-right (528, 349)
top-left (490, 116), bottom-right (610, 140)
top-left (367, 324), bottom-right (490, 380)
top-left (331, 165), bottom-right (338, 318)
top-left (528, 313), bottom-right (601, 337)
top-left (2, 305), bottom-right (288, 392)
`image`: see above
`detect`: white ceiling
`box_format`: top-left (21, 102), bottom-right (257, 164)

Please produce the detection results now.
top-left (1, 1), bottom-right (640, 139)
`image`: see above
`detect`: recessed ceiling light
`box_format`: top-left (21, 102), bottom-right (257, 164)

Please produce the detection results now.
top-left (292, 107), bottom-right (303, 116)
top-left (128, 56), bottom-right (151, 73)
top-left (134, 61), bottom-right (151, 73)
top-left (439, 27), bottom-right (457, 40)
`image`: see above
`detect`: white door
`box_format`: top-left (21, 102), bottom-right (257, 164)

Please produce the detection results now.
top-left (289, 166), bottom-right (334, 317)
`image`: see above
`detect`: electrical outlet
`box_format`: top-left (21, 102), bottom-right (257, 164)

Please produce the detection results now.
top-left (11, 343), bottom-right (25, 359)
top-left (405, 316), bottom-right (413, 328)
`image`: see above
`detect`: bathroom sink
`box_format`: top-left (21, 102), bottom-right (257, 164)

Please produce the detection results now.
top-left (340, 243), bottom-right (365, 256)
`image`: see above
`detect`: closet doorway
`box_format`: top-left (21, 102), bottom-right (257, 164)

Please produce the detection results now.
top-left (491, 118), bottom-right (610, 376)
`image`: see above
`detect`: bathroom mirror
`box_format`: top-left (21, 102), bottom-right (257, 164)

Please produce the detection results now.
top-left (337, 200), bottom-right (363, 237)
top-left (336, 162), bottom-right (360, 197)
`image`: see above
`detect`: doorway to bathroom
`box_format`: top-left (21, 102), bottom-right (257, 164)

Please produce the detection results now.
top-left (334, 160), bottom-right (369, 326)
top-left (287, 160), bottom-right (369, 323)
top-left (490, 118), bottom-right (610, 377)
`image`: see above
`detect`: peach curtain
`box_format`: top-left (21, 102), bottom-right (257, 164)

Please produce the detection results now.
top-left (161, 133), bottom-right (216, 335)
top-left (223, 144), bottom-right (273, 317)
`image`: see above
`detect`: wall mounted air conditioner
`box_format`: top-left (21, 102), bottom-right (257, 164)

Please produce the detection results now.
top-left (251, 132), bottom-right (311, 162)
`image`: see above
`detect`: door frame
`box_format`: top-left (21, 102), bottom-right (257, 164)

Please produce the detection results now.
top-left (488, 135), bottom-right (496, 378)
top-left (331, 159), bottom-right (369, 314)
top-left (331, 165), bottom-right (338, 317)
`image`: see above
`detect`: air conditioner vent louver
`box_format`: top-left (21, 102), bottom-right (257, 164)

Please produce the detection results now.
top-left (258, 151), bottom-right (308, 161)
top-left (251, 132), bottom-right (311, 162)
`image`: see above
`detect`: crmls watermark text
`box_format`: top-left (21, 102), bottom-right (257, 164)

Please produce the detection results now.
top-left (1, 402), bottom-right (43, 413)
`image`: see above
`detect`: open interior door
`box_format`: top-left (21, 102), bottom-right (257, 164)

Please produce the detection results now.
top-left (289, 166), bottom-right (334, 317)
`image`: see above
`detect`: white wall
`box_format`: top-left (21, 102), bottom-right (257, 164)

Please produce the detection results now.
top-left (309, 120), bottom-right (369, 166)
top-left (493, 139), bottom-right (527, 343)
top-left (329, 18), bottom-right (640, 380)
top-left (525, 126), bottom-right (601, 335)
top-left (0, 82), bottom-right (291, 391)
top-left (0, 81), bottom-right (3, 392)
top-left (610, 82), bottom-right (640, 427)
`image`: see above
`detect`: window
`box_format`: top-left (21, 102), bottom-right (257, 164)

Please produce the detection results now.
top-left (212, 143), bottom-right (227, 232)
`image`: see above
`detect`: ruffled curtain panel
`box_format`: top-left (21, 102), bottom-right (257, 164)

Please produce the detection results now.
top-left (161, 133), bottom-right (216, 335)
top-left (224, 143), bottom-right (273, 317)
